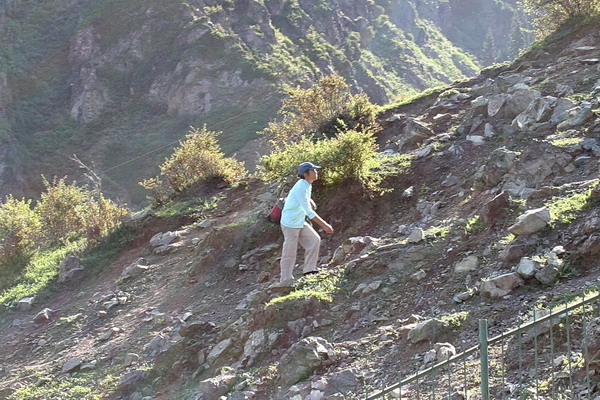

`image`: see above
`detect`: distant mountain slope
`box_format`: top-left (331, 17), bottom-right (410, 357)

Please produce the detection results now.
top-left (0, 0), bottom-right (529, 204)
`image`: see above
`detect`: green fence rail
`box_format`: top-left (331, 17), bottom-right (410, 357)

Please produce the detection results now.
top-left (366, 292), bottom-right (600, 399)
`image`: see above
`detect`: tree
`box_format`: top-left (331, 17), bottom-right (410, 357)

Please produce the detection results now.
top-left (508, 14), bottom-right (528, 58)
top-left (522, 0), bottom-right (600, 37)
top-left (481, 28), bottom-right (497, 66)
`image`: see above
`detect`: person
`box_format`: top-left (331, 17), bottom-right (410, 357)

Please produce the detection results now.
top-left (278, 162), bottom-right (334, 286)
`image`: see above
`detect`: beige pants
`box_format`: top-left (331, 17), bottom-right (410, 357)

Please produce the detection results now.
top-left (280, 222), bottom-right (321, 282)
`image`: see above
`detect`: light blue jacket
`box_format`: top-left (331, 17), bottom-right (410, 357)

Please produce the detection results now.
top-left (281, 179), bottom-right (317, 228)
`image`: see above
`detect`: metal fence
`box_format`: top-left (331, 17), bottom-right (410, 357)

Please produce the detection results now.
top-left (366, 293), bottom-right (600, 400)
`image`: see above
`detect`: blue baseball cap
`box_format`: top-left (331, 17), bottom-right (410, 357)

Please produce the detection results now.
top-left (298, 162), bottom-right (321, 176)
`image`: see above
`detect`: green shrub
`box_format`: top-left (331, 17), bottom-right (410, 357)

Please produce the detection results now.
top-left (0, 196), bottom-right (42, 268)
top-left (82, 194), bottom-right (129, 240)
top-left (522, 0), bottom-right (600, 37)
top-left (36, 177), bottom-right (89, 242)
top-left (262, 74), bottom-right (378, 147)
top-left (259, 126), bottom-right (387, 192)
top-left (35, 177), bottom-right (127, 243)
top-left (140, 125), bottom-right (246, 203)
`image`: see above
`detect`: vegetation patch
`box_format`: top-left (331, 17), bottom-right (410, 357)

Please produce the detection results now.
top-left (464, 215), bottom-right (484, 236)
top-left (261, 74), bottom-right (378, 146)
top-left (265, 268), bottom-right (346, 308)
top-left (545, 181), bottom-right (599, 226)
top-left (260, 127), bottom-right (391, 194)
top-left (140, 125), bottom-right (247, 204)
top-left (423, 225), bottom-right (451, 241)
top-left (0, 239), bottom-right (86, 309)
top-left (8, 370), bottom-right (120, 400)
top-left (440, 311), bottom-right (470, 328)
top-left (550, 137), bottom-right (584, 147)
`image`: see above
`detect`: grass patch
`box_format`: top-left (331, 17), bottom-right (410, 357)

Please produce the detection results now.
top-left (80, 225), bottom-right (138, 270)
top-left (0, 221), bottom-right (140, 311)
top-left (378, 153), bottom-right (413, 177)
top-left (0, 239), bottom-right (87, 309)
top-left (8, 370), bottom-right (120, 400)
top-left (498, 233), bottom-right (516, 248)
top-left (440, 311), bottom-right (470, 328)
top-left (155, 199), bottom-right (206, 219)
top-left (266, 268), bottom-right (345, 308)
top-left (545, 181), bottom-right (599, 226)
top-left (551, 137), bottom-right (584, 147)
top-left (464, 215), bottom-right (484, 236)
top-left (378, 85), bottom-right (447, 113)
top-left (423, 225), bottom-right (451, 240)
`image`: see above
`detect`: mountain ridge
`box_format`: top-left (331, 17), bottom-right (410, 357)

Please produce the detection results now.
top-left (0, 0), bottom-right (529, 204)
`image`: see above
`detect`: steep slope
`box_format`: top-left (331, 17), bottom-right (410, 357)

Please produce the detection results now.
top-left (0, 0), bottom-right (529, 204)
top-left (0, 15), bottom-right (598, 400)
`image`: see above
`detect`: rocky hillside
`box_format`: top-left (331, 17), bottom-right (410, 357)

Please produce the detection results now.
top-left (0, 0), bottom-right (529, 204)
top-left (0, 14), bottom-right (598, 400)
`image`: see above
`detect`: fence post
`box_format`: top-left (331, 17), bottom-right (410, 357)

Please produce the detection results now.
top-left (479, 319), bottom-right (490, 400)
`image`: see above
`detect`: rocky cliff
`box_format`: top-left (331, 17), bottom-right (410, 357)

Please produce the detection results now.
top-left (0, 0), bottom-right (528, 204)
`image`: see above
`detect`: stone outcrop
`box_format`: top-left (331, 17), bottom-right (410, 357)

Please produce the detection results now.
top-left (407, 319), bottom-right (449, 344)
top-left (481, 272), bottom-right (524, 298)
top-left (277, 337), bottom-right (336, 388)
top-left (508, 207), bottom-right (551, 236)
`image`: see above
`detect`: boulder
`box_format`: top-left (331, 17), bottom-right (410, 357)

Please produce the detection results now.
top-left (483, 191), bottom-right (510, 227)
top-left (576, 235), bottom-right (600, 260)
top-left (407, 228), bottom-right (425, 243)
top-left (179, 321), bottom-right (217, 338)
top-left (277, 337), bottom-right (335, 387)
top-left (58, 255), bottom-right (85, 283)
top-left (487, 94), bottom-right (508, 117)
top-left (16, 297), bottom-right (35, 312)
top-left (207, 338), bottom-right (233, 364)
top-left (515, 257), bottom-right (539, 279)
top-left (557, 105), bottom-right (595, 130)
top-left (535, 264), bottom-right (560, 285)
top-left (33, 308), bottom-right (54, 324)
top-left (481, 272), bottom-right (524, 298)
top-left (198, 373), bottom-right (237, 400)
top-left (512, 96), bottom-right (556, 130)
top-left (505, 89), bottom-right (541, 119)
top-left (396, 118), bottom-right (435, 150)
top-left (508, 207), bottom-right (551, 236)
top-left (509, 142), bottom-right (572, 190)
top-left (149, 231), bottom-right (179, 247)
top-left (453, 256), bottom-right (478, 274)
top-left (61, 357), bottom-right (83, 373)
top-left (321, 370), bottom-right (361, 396)
top-left (407, 319), bottom-right (449, 344)
top-left (483, 148), bottom-right (518, 187)
top-left (119, 258), bottom-right (149, 281)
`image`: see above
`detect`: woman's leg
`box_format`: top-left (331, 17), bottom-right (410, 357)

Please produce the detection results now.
top-left (298, 222), bottom-right (321, 274)
top-left (280, 225), bottom-right (301, 282)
